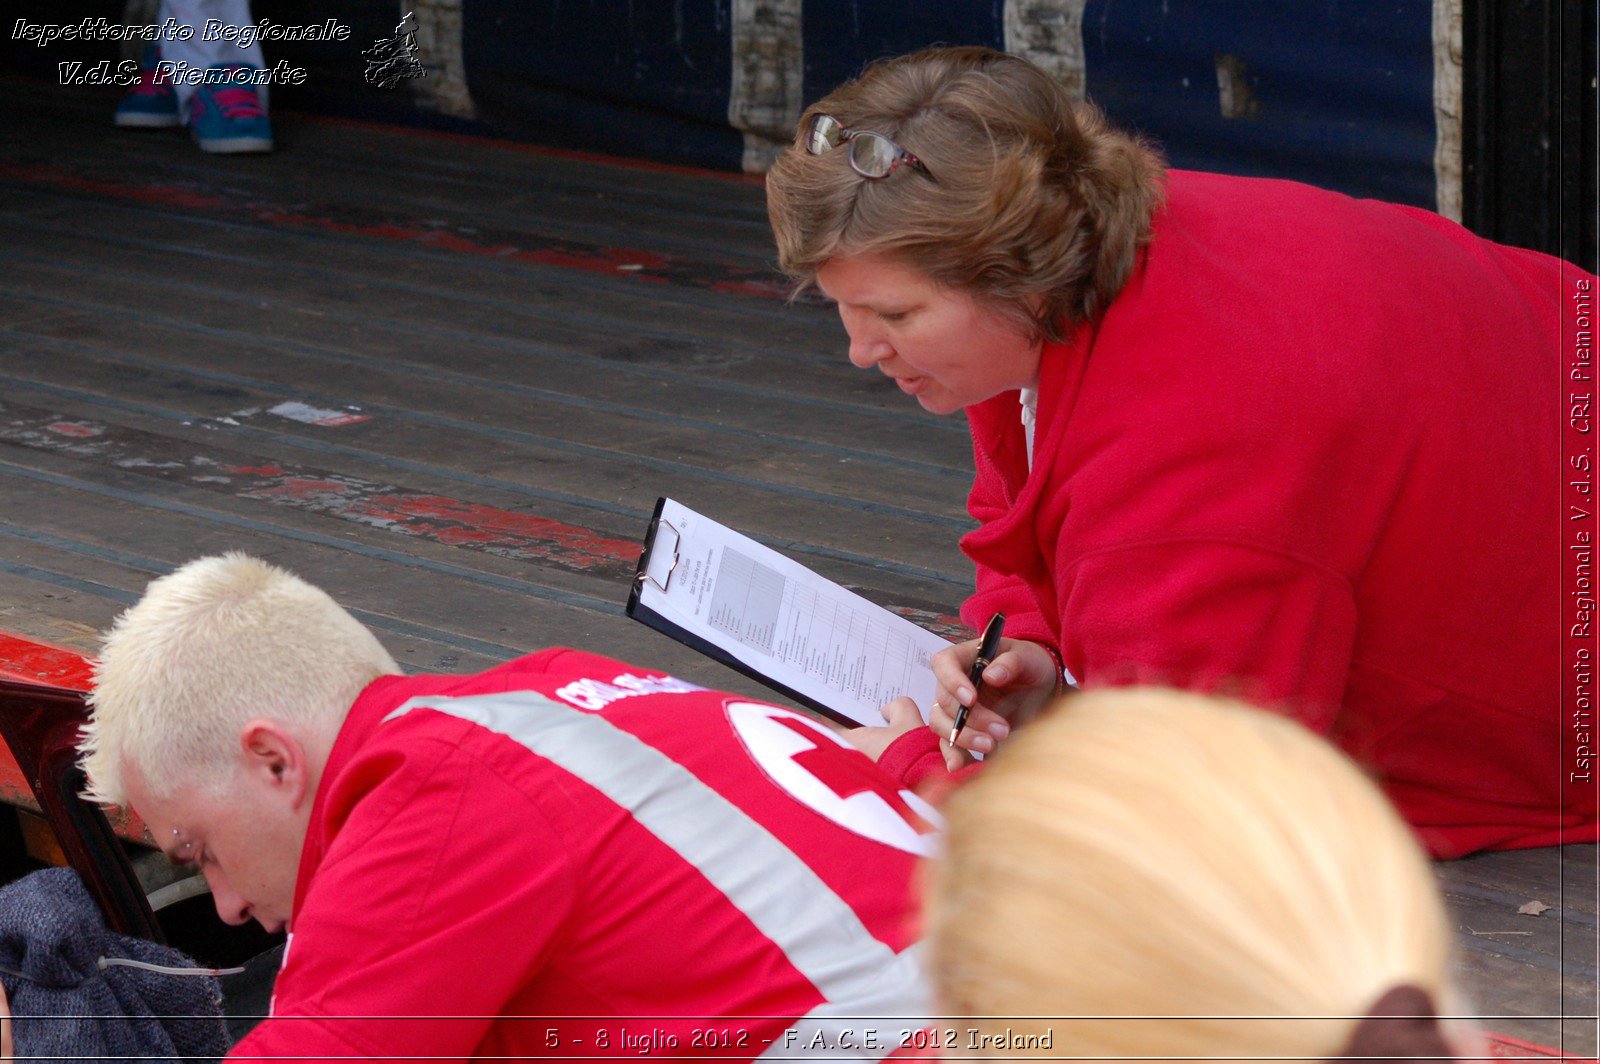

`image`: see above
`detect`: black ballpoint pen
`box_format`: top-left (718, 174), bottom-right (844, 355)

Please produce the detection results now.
top-left (949, 612), bottom-right (1005, 746)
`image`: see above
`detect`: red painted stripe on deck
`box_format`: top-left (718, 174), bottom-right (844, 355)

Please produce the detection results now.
top-left (353, 494), bottom-right (641, 562)
top-left (0, 631), bottom-right (95, 691)
top-left (265, 211), bottom-right (676, 279)
top-left (0, 160), bottom-right (814, 303)
top-left (301, 112), bottom-right (769, 186)
top-left (228, 472), bottom-right (642, 573)
top-left (0, 403), bottom-right (645, 579)
top-left (4, 162), bottom-right (229, 212)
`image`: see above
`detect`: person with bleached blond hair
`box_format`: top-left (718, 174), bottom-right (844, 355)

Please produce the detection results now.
top-left (923, 686), bottom-right (1476, 1064)
top-left (80, 552), bottom-right (402, 817)
top-left (68, 553), bottom-right (930, 1061)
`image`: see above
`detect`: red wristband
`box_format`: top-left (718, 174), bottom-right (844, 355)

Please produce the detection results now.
top-left (1041, 643), bottom-right (1067, 693)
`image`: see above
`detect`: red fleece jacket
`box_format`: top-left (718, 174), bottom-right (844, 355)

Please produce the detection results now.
top-left (958, 170), bottom-right (1596, 858)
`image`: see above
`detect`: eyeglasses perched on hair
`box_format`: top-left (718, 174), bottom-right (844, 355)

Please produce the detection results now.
top-left (803, 113), bottom-right (936, 182)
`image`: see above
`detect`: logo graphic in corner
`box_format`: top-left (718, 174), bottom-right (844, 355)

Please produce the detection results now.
top-left (726, 701), bottom-right (943, 856)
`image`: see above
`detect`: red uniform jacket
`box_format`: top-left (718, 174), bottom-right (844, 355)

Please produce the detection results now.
top-left (961, 170), bottom-right (1597, 858)
top-left (231, 649), bottom-right (931, 1062)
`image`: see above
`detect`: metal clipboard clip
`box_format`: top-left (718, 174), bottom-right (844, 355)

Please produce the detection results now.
top-left (635, 519), bottom-right (681, 594)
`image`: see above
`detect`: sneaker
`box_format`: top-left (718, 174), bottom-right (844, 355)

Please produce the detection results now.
top-left (187, 66), bottom-right (274, 154)
top-left (113, 44), bottom-right (179, 128)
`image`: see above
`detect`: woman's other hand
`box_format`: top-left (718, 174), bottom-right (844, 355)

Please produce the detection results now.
top-left (929, 637), bottom-right (1060, 755)
top-left (842, 695), bottom-right (928, 761)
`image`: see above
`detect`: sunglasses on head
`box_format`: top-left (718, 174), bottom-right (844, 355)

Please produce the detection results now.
top-left (803, 113), bottom-right (936, 182)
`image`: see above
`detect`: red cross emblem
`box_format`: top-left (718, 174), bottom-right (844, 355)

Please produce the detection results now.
top-left (727, 701), bottom-right (942, 853)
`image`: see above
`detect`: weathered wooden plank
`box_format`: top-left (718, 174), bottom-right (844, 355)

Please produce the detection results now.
top-left (1437, 846), bottom-right (1600, 917)
top-left (0, 200), bottom-right (911, 423)
top-left (0, 151), bottom-right (849, 364)
top-left (1436, 850), bottom-right (1597, 1050)
top-left (0, 200), bottom-right (968, 459)
top-left (0, 340), bottom-right (972, 604)
top-left (0, 279), bottom-right (970, 532)
top-left (0, 273), bottom-right (972, 582)
top-left (0, 390), bottom-right (970, 616)
top-left (1451, 945), bottom-right (1595, 1051)
top-left (0, 370), bottom-right (967, 590)
top-left (0, 458), bottom-right (782, 700)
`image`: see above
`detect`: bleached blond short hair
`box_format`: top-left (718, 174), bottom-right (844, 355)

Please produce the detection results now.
top-left (925, 687), bottom-right (1463, 1064)
top-left (80, 553), bottom-right (401, 806)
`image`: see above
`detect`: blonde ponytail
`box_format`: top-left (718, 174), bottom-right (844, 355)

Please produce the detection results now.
top-left (925, 688), bottom-right (1462, 1064)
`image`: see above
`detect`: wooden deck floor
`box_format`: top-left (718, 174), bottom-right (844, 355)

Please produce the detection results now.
top-left (0, 76), bottom-right (1595, 1054)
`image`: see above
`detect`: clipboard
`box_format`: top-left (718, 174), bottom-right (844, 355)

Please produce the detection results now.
top-left (626, 498), bottom-right (844, 722)
top-left (625, 497), bottom-right (949, 728)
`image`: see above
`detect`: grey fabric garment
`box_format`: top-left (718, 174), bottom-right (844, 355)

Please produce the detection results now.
top-left (0, 867), bottom-right (229, 1064)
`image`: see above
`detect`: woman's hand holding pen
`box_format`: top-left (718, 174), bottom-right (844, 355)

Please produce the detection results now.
top-left (929, 637), bottom-right (1060, 760)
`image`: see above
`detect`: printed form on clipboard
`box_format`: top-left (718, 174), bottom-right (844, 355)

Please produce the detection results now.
top-left (626, 497), bottom-right (952, 728)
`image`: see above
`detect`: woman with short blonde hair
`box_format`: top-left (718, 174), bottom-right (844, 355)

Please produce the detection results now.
top-left (925, 687), bottom-right (1471, 1063)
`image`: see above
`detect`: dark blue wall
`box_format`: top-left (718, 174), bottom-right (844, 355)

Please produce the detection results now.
top-left (4, 2), bottom-right (1438, 208)
top-left (460, 3), bottom-right (743, 170)
top-left (801, 3), bottom-right (1006, 101)
top-left (796, 1), bottom-right (1434, 208)
top-left (1080, 1), bottom-right (1435, 207)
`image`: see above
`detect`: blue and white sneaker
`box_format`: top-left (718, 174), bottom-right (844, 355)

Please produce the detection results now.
top-left (114, 44), bottom-right (179, 128)
top-left (186, 66), bottom-right (274, 154)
